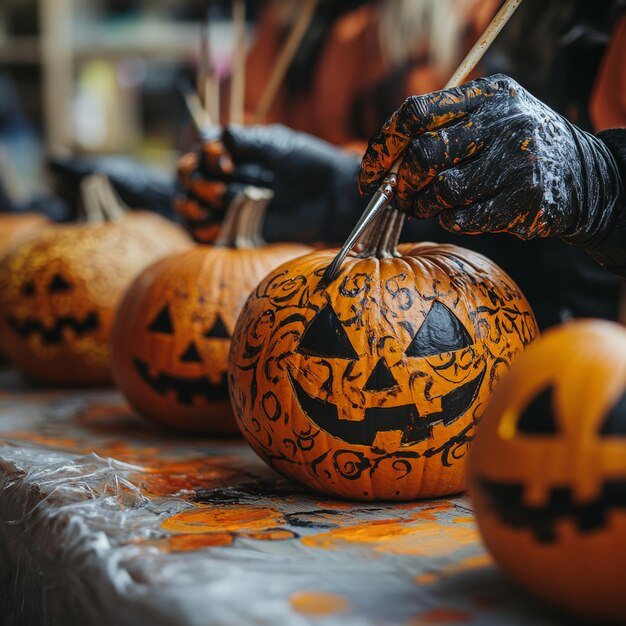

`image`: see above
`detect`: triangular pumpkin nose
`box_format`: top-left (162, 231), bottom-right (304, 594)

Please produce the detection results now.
top-left (364, 358), bottom-right (398, 391)
top-left (180, 341), bottom-right (203, 363)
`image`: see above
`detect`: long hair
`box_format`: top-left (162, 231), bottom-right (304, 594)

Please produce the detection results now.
top-left (377, 0), bottom-right (476, 76)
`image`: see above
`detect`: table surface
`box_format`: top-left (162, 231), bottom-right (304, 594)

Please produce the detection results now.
top-left (0, 369), bottom-right (569, 626)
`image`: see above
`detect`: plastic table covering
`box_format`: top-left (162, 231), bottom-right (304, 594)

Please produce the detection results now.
top-left (0, 369), bottom-right (568, 626)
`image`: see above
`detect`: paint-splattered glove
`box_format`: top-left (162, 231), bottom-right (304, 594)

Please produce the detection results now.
top-left (358, 74), bottom-right (624, 250)
top-left (174, 124), bottom-right (364, 243)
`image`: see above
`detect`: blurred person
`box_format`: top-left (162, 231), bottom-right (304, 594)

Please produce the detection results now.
top-left (177, 0), bottom-right (500, 237)
top-left (242, 0), bottom-right (500, 146)
top-left (177, 0), bottom-right (625, 329)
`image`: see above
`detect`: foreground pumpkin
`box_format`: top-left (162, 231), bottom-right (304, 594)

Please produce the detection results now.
top-left (0, 212), bottom-right (50, 259)
top-left (0, 176), bottom-right (191, 385)
top-left (469, 320), bottom-right (626, 623)
top-left (229, 208), bottom-right (538, 500)
top-left (112, 187), bottom-right (310, 434)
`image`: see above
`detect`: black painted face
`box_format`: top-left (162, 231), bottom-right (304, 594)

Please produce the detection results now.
top-left (479, 386), bottom-right (626, 542)
top-left (133, 303), bottom-right (230, 404)
top-left (8, 273), bottom-right (100, 344)
top-left (289, 299), bottom-right (485, 446)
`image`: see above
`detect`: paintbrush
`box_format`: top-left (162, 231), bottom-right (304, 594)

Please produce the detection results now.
top-left (253, 0), bottom-right (319, 124)
top-left (319, 0), bottom-right (524, 287)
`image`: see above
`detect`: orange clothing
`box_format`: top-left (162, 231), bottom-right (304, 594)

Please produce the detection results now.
top-left (590, 14), bottom-right (626, 131)
top-left (243, 1), bottom-right (501, 146)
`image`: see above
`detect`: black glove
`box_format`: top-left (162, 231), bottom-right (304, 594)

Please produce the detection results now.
top-left (174, 124), bottom-right (365, 243)
top-left (49, 155), bottom-right (175, 219)
top-left (359, 74), bottom-right (624, 250)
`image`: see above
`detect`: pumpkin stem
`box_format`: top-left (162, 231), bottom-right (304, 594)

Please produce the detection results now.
top-left (356, 206), bottom-right (405, 259)
top-left (214, 186), bottom-right (274, 249)
top-left (80, 175), bottom-right (128, 223)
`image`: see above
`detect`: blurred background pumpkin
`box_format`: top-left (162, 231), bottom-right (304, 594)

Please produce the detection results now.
top-left (112, 185), bottom-right (310, 433)
top-left (0, 176), bottom-right (191, 386)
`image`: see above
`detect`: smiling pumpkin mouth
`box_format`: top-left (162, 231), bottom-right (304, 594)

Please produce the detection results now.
top-left (478, 478), bottom-right (626, 543)
top-left (133, 358), bottom-right (229, 405)
top-left (288, 367), bottom-right (485, 446)
top-left (7, 312), bottom-right (100, 345)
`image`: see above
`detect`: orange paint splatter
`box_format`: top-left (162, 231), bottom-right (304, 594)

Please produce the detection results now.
top-left (452, 517), bottom-right (474, 524)
top-left (290, 592), bottom-right (351, 617)
top-left (315, 500), bottom-right (357, 509)
top-left (146, 533), bottom-right (234, 552)
top-left (520, 138), bottom-right (530, 151)
top-left (414, 553), bottom-right (493, 586)
top-left (407, 608), bottom-right (471, 625)
top-left (414, 573), bottom-right (439, 585)
top-left (161, 505), bottom-right (284, 534)
top-left (301, 506), bottom-right (478, 557)
top-left (240, 529), bottom-right (295, 541)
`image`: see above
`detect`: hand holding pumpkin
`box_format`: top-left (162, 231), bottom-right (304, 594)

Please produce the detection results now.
top-left (174, 124), bottom-right (365, 244)
top-left (358, 74), bottom-right (624, 247)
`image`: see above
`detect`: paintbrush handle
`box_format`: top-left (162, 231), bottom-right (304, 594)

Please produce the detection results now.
top-left (253, 0), bottom-right (319, 124)
top-left (445, 0), bottom-right (524, 89)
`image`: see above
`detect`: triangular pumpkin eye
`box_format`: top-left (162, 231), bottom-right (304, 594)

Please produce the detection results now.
top-left (364, 358), bottom-right (398, 391)
top-left (297, 303), bottom-right (358, 359)
top-left (405, 301), bottom-right (472, 358)
top-left (517, 386), bottom-right (558, 435)
top-left (148, 304), bottom-right (174, 334)
top-left (204, 314), bottom-right (229, 339)
top-left (49, 273), bottom-right (72, 293)
top-left (599, 390), bottom-right (626, 435)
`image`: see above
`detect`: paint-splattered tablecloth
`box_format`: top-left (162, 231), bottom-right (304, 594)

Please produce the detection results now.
top-left (0, 369), bottom-right (566, 626)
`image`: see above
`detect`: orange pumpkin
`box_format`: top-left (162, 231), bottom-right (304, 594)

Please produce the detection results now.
top-left (0, 213), bottom-right (51, 360)
top-left (0, 178), bottom-right (191, 385)
top-left (0, 213), bottom-right (50, 259)
top-left (229, 208), bottom-right (538, 500)
top-left (469, 320), bottom-right (626, 623)
top-left (112, 187), bottom-right (310, 434)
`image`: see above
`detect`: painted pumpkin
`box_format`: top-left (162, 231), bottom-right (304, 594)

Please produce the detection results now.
top-left (0, 205), bottom-right (191, 385)
top-left (469, 320), bottom-right (626, 623)
top-left (229, 208), bottom-right (538, 500)
top-left (0, 213), bottom-right (51, 360)
top-left (0, 213), bottom-right (50, 259)
top-left (112, 187), bottom-right (310, 434)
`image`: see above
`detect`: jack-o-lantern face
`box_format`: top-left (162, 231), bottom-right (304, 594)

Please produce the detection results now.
top-left (288, 299), bottom-right (486, 448)
top-left (229, 243), bottom-right (538, 500)
top-left (112, 243), bottom-right (310, 434)
top-left (132, 300), bottom-right (231, 405)
top-left (7, 271), bottom-right (101, 345)
top-left (0, 214), bottom-right (191, 385)
top-left (469, 320), bottom-right (626, 623)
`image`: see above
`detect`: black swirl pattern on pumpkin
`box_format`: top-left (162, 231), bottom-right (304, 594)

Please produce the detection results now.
top-left (229, 245), bottom-right (538, 499)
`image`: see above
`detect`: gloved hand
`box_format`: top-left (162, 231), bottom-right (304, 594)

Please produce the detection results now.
top-left (174, 124), bottom-right (364, 243)
top-left (49, 155), bottom-right (175, 218)
top-left (359, 74), bottom-right (624, 246)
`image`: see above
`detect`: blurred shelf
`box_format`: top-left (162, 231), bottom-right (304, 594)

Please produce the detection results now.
top-left (1, 1), bottom-right (236, 156)
top-left (72, 22), bottom-right (202, 60)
